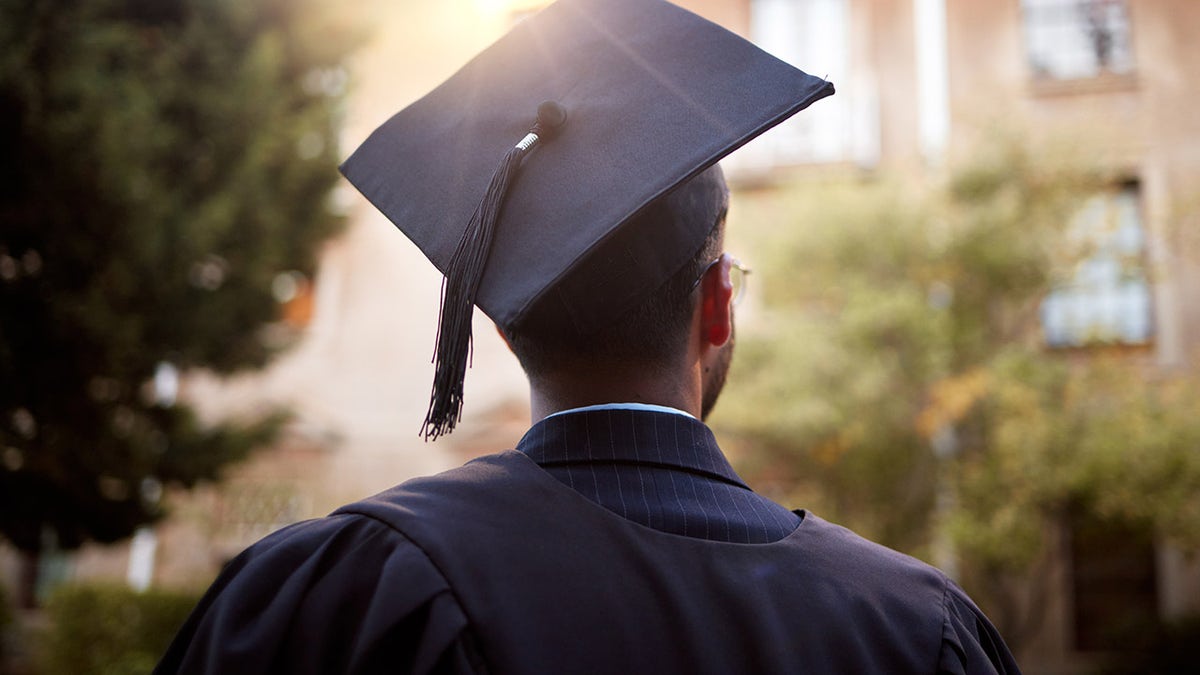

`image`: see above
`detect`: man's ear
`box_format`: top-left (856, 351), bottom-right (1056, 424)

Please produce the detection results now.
top-left (494, 323), bottom-right (515, 353)
top-left (699, 254), bottom-right (733, 347)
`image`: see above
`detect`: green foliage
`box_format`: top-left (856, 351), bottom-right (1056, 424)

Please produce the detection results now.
top-left (953, 353), bottom-right (1200, 571)
top-left (717, 141), bottom-right (1200, 592)
top-left (37, 583), bottom-right (201, 675)
top-left (0, 0), bottom-right (352, 554)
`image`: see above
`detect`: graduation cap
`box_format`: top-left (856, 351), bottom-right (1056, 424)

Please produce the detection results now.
top-left (341, 0), bottom-right (834, 441)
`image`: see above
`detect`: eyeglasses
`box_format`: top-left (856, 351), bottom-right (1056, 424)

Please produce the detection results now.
top-left (690, 253), bottom-right (751, 306)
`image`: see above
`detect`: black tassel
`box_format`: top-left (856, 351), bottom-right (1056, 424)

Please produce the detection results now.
top-left (421, 101), bottom-right (566, 441)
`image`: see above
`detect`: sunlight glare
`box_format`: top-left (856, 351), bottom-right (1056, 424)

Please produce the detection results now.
top-left (473, 0), bottom-right (512, 18)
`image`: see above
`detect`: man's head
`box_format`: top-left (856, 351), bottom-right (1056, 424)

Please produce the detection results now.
top-left (502, 165), bottom-right (734, 417)
top-left (339, 0), bottom-right (832, 436)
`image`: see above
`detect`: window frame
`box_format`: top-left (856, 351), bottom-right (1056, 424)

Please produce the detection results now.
top-left (1040, 180), bottom-right (1154, 350)
top-left (1019, 0), bottom-right (1136, 84)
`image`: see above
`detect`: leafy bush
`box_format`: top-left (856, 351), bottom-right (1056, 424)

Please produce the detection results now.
top-left (37, 584), bottom-right (200, 675)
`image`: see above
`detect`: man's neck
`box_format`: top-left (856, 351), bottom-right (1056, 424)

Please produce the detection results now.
top-left (528, 367), bottom-right (701, 424)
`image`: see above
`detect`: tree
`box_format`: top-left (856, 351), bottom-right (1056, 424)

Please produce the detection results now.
top-left (715, 140), bottom-right (1200, 647)
top-left (0, 0), bottom-right (352, 605)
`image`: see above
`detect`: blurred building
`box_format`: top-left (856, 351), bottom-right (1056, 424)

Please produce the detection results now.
top-left (18, 0), bottom-right (1197, 672)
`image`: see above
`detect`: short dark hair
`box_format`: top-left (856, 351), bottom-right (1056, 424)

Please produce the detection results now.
top-left (505, 166), bottom-right (728, 378)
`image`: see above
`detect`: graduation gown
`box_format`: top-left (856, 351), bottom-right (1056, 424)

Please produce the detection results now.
top-left (156, 408), bottom-right (1019, 674)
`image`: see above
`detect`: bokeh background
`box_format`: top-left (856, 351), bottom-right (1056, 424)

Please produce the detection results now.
top-left (2, 0), bottom-right (1199, 673)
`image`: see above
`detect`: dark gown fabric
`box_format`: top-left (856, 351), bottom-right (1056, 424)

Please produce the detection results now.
top-left (156, 408), bottom-right (1020, 674)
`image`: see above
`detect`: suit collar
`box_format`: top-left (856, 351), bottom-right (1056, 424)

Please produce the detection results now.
top-left (517, 407), bottom-right (748, 490)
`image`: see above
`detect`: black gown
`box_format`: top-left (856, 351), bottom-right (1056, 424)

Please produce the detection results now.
top-left (156, 408), bottom-right (1019, 674)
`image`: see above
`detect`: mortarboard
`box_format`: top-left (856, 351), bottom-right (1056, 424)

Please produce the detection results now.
top-left (341, 0), bottom-right (834, 440)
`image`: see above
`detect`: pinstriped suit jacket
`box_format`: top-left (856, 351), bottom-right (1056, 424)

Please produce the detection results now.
top-left (518, 406), bottom-right (800, 543)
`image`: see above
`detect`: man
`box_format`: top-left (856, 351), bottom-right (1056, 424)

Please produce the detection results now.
top-left (158, 0), bottom-right (1019, 672)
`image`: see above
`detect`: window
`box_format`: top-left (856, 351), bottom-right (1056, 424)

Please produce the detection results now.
top-left (1041, 182), bottom-right (1152, 348)
top-left (1022, 0), bottom-right (1134, 80)
top-left (737, 0), bottom-right (878, 169)
top-left (273, 270), bottom-right (316, 329)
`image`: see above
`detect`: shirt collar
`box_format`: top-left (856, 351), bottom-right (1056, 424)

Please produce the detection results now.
top-left (543, 402), bottom-right (696, 421)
